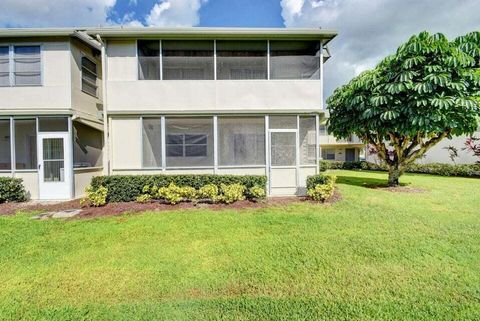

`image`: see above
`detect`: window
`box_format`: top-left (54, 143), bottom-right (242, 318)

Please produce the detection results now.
top-left (319, 124), bottom-right (327, 136)
top-left (322, 148), bottom-right (336, 160)
top-left (14, 46), bottom-right (41, 86)
top-left (0, 47), bottom-right (9, 87)
top-left (81, 57), bottom-right (97, 96)
top-left (270, 41), bottom-right (320, 79)
top-left (0, 45), bottom-right (41, 86)
top-left (142, 118), bottom-right (162, 168)
top-left (162, 40), bottom-right (214, 80)
top-left (165, 117), bottom-right (213, 167)
top-left (299, 117), bottom-right (316, 165)
top-left (0, 119), bottom-right (11, 170)
top-left (167, 134), bottom-right (207, 157)
top-left (216, 41), bottom-right (267, 80)
top-left (218, 117), bottom-right (265, 166)
top-left (138, 40), bottom-right (160, 80)
top-left (14, 119), bottom-right (37, 170)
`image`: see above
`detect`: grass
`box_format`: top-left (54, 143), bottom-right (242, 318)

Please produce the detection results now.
top-left (0, 170), bottom-right (479, 320)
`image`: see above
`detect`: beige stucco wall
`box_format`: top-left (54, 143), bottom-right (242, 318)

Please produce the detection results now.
top-left (70, 38), bottom-right (103, 120)
top-left (14, 171), bottom-right (39, 200)
top-left (106, 40), bottom-right (322, 113)
top-left (74, 167), bottom-right (103, 198)
top-left (417, 133), bottom-right (479, 164)
top-left (110, 117), bottom-right (142, 170)
top-left (0, 38), bottom-right (71, 113)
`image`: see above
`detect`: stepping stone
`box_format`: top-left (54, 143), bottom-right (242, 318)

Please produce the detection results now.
top-left (32, 209), bottom-right (82, 220)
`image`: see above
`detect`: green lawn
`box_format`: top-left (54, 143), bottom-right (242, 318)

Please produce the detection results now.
top-left (0, 170), bottom-right (479, 321)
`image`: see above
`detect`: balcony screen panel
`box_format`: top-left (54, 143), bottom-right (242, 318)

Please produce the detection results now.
top-left (73, 122), bottom-right (103, 168)
top-left (162, 41), bottom-right (214, 80)
top-left (39, 117), bottom-right (68, 132)
top-left (165, 117), bottom-right (213, 167)
top-left (14, 46), bottom-right (41, 85)
top-left (216, 41), bottom-right (267, 80)
top-left (14, 119), bottom-right (37, 170)
top-left (138, 40), bottom-right (160, 80)
top-left (0, 47), bottom-right (9, 86)
top-left (270, 41), bottom-right (320, 80)
top-left (299, 116), bottom-right (316, 165)
top-left (0, 119), bottom-right (11, 170)
top-left (142, 118), bottom-right (162, 168)
top-left (218, 117), bottom-right (265, 166)
top-left (269, 115), bottom-right (297, 129)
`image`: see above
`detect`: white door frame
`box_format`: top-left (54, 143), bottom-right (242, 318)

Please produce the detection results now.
top-left (268, 129), bottom-right (298, 195)
top-left (37, 132), bottom-right (73, 200)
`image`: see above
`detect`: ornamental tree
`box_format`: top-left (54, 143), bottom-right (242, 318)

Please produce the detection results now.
top-left (327, 31), bottom-right (480, 186)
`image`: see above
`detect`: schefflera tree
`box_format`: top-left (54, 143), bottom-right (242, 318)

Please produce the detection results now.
top-left (327, 31), bottom-right (480, 186)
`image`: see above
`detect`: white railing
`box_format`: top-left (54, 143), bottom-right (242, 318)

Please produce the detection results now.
top-left (319, 134), bottom-right (362, 145)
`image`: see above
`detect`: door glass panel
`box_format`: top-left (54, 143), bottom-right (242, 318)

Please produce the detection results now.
top-left (43, 138), bottom-right (65, 182)
top-left (271, 132), bottom-right (296, 166)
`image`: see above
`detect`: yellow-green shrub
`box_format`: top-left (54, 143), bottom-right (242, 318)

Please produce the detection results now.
top-left (248, 185), bottom-right (266, 199)
top-left (307, 174), bottom-right (336, 202)
top-left (157, 183), bottom-right (183, 204)
top-left (179, 186), bottom-right (198, 200)
top-left (81, 185), bottom-right (108, 207)
top-left (198, 184), bottom-right (220, 202)
top-left (220, 184), bottom-right (246, 204)
top-left (136, 194), bottom-right (152, 203)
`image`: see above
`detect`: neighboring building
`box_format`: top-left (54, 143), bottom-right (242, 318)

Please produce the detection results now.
top-left (318, 123), bottom-right (364, 162)
top-left (0, 27), bottom-right (338, 199)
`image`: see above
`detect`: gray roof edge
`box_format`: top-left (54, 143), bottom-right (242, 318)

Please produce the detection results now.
top-left (0, 26), bottom-right (338, 39)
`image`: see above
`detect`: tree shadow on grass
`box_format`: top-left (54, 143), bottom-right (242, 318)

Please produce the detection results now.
top-left (335, 175), bottom-right (408, 189)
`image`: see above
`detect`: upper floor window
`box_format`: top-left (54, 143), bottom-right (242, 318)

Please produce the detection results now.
top-left (270, 41), bottom-right (320, 80)
top-left (162, 40), bottom-right (214, 80)
top-left (0, 45), bottom-right (41, 87)
top-left (216, 41), bottom-right (267, 80)
top-left (81, 56), bottom-right (98, 97)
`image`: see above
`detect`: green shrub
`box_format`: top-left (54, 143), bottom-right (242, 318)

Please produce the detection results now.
top-left (248, 185), bottom-right (266, 199)
top-left (91, 174), bottom-right (266, 203)
top-left (179, 186), bottom-right (198, 201)
top-left (198, 184), bottom-right (220, 202)
top-left (220, 184), bottom-right (246, 204)
top-left (306, 174), bottom-right (337, 202)
top-left (0, 177), bottom-right (27, 203)
top-left (319, 160), bottom-right (480, 177)
top-left (81, 185), bottom-right (108, 207)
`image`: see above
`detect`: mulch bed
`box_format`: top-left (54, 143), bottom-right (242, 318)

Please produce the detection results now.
top-left (369, 186), bottom-right (426, 193)
top-left (0, 192), bottom-right (342, 218)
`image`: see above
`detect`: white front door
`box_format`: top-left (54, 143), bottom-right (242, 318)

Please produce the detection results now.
top-left (269, 130), bottom-right (298, 196)
top-left (38, 133), bottom-right (72, 200)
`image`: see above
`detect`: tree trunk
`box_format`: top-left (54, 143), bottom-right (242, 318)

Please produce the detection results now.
top-left (388, 165), bottom-right (402, 187)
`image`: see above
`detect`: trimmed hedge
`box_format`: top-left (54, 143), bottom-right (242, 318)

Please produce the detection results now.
top-left (0, 177), bottom-right (27, 203)
top-left (91, 174), bottom-right (267, 202)
top-left (319, 160), bottom-right (480, 177)
top-left (306, 173), bottom-right (336, 191)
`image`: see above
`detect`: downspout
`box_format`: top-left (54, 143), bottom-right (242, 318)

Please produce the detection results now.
top-left (97, 34), bottom-right (109, 176)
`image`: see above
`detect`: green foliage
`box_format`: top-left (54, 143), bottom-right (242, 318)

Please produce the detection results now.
top-left (0, 177), bottom-right (27, 203)
top-left (219, 184), bottom-right (246, 204)
top-left (180, 186), bottom-right (198, 200)
top-left (327, 31), bottom-right (480, 184)
top-left (319, 160), bottom-right (480, 177)
top-left (198, 184), bottom-right (220, 202)
top-left (91, 174), bottom-right (266, 203)
top-left (81, 185), bottom-right (108, 207)
top-left (306, 174), bottom-right (336, 202)
top-left (248, 185), bottom-right (266, 199)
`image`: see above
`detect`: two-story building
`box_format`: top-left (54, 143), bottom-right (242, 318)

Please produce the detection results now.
top-left (0, 27), bottom-right (338, 199)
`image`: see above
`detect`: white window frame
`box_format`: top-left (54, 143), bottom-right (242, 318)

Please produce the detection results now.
top-left (81, 55), bottom-right (98, 97)
top-left (0, 44), bottom-right (43, 87)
